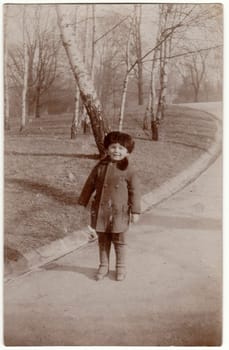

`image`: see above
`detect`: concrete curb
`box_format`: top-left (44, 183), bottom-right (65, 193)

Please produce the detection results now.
top-left (5, 230), bottom-right (90, 281)
top-left (141, 113), bottom-right (222, 211)
top-left (4, 107), bottom-right (222, 282)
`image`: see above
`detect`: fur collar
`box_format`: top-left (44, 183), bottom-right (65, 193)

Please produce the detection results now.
top-left (99, 155), bottom-right (129, 170)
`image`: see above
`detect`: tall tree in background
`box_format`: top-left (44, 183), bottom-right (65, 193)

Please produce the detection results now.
top-left (147, 4), bottom-right (201, 140)
top-left (118, 12), bottom-right (135, 131)
top-left (4, 4), bottom-right (10, 130)
top-left (94, 13), bottom-right (130, 119)
top-left (180, 49), bottom-right (209, 102)
top-left (133, 4), bottom-right (144, 105)
top-left (34, 6), bottom-right (59, 118)
top-left (56, 5), bottom-right (107, 156)
top-left (143, 46), bottom-right (159, 135)
top-left (91, 4), bottom-right (96, 82)
top-left (143, 4), bottom-right (160, 134)
top-left (5, 4), bottom-right (223, 134)
top-left (20, 5), bottom-right (29, 131)
top-left (71, 5), bottom-right (81, 139)
top-left (156, 4), bottom-right (175, 122)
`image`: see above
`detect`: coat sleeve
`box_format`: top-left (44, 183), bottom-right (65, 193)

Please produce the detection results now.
top-left (127, 169), bottom-right (141, 214)
top-left (78, 165), bottom-right (98, 207)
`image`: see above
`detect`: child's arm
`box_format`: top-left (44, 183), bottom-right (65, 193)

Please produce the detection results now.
top-left (131, 213), bottom-right (140, 224)
top-left (128, 169), bottom-right (141, 221)
top-left (78, 166), bottom-right (98, 207)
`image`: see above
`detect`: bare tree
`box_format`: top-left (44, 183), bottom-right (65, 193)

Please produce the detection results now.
top-left (143, 4), bottom-right (210, 140)
top-left (170, 4), bottom-right (222, 103)
top-left (155, 4), bottom-right (179, 122)
top-left (143, 46), bottom-right (159, 136)
top-left (133, 4), bottom-right (144, 105)
top-left (71, 5), bottom-right (96, 139)
top-left (91, 4), bottom-right (96, 82)
top-left (5, 4), bottom-right (222, 137)
top-left (71, 6), bottom-right (81, 139)
top-left (20, 5), bottom-right (29, 131)
top-left (4, 4), bottom-right (10, 130)
top-left (56, 5), bottom-right (107, 156)
top-left (33, 6), bottom-right (60, 118)
top-left (180, 49), bottom-right (209, 102)
top-left (118, 12), bottom-right (135, 131)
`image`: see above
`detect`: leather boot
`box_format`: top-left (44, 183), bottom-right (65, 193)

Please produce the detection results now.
top-left (96, 234), bottom-right (111, 281)
top-left (114, 242), bottom-right (127, 281)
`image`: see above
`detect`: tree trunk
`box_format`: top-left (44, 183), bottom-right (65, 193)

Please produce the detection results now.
top-left (138, 65), bottom-right (144, 105)
top-left (160, 41), bottom-right (168, 119)
top-left (156, 42), bottom-right (163, 122)
top-left (83, 6), bottom-right (89, 64)
top-left (155, 4), bottom-right (171, 123)
top-left (151, 120), bottom-right (159, 141)
top-left (35, 86), bottom-right (41, 118)
top-left (146, 45), bottom-right (159, 139)
top-left (91, 4), bottom-right (96, 82)
top-left (136, 6), bottom-right (144, 105)
top-left (119, 72), bottom-right (129, 131)
top-left (4, 5), bottom-right (10, 130)
top-left (143, 91), bottom-right (151, 130)
top-left (20, 5), bottom-right (29, 131)
top-left (194, 87), bottom-right (199, 102)
top-left (71, 84), bottom-right (81, 139)
top-left (118, 13), bottom-right (134, 131)
top-left (134, 5), bottom-right (144, 105)
top-left (56, 5), bottom-right (107, 157)
top-left (71, 5), bottom-right (81, 139)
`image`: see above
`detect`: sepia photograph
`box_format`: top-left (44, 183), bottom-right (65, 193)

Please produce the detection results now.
top-left (3, 1), bottom-right (223, 346)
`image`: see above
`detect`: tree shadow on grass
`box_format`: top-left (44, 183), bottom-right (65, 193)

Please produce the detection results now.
top-left (42, 262), bottom-right (97, 281)
top-left (6, 152), bottom-right (100, 160)
top-left (6, 178), bottom-right (80, 206)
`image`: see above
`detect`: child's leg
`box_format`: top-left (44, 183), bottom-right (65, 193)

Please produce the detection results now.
top-left (96, 232), bottom-right (112, 280)
top-left (112, 232), bottom-right (127, 281)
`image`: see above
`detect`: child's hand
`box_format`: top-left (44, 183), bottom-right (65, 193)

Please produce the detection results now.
top-left (131, 213), bottom-right (140, 224)
top-left (87, 226), bottom-right (98, 241)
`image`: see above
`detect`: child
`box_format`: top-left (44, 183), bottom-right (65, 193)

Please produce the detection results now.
top-left (78, 131), bottom-right (141, 281)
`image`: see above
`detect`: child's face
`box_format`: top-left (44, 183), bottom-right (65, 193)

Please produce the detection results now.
top-left (107, 143), bottom-right (129, 161)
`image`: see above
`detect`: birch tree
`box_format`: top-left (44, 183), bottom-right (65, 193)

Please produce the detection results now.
top-left (71, 4), bottom-right (97, 138)
top-left (56, 5), bottom-right (107, 156)
top-left (133, 4), bottom-right (144, 105)
top-left (155, 4), bottom-right (175, 122)
top-left (143, 46), bottom-right (159, 134)
top-left (71, 84), bottom-right (81, 138)
top-left (81, 5), bottom-right (92, 135)
top-left (91, 4), bottom-right (96, 82)
top-left (145, 4), bottom-right (201, 140)
top-left (71, 5), bottom-right (81, 139)
top-left (118, 13), bottom-right (134, 131)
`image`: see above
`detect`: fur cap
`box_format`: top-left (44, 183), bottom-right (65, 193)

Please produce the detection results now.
top-left (104, 131), bottom-right (135, 153)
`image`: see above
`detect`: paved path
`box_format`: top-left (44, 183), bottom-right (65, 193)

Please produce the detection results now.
top-left (4, 103), bottom-right (222, 346)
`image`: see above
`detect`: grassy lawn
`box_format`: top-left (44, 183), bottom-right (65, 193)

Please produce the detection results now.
top-left (4, 104), bottom-right (217, 261)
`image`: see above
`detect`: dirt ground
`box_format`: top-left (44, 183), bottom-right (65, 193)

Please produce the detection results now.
top-left (4, 155), bottom-right (222, 346)
top-left (4, 105), bottom-right (217, 260)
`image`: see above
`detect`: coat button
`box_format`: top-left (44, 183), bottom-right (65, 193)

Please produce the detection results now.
top-left (115, 184), bottom-right (119, 189)
top-left (104, 184), bottom-right (108, 188)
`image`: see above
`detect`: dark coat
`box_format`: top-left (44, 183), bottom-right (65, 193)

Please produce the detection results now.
top-left (78, 156), bottom-right (141, 233)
